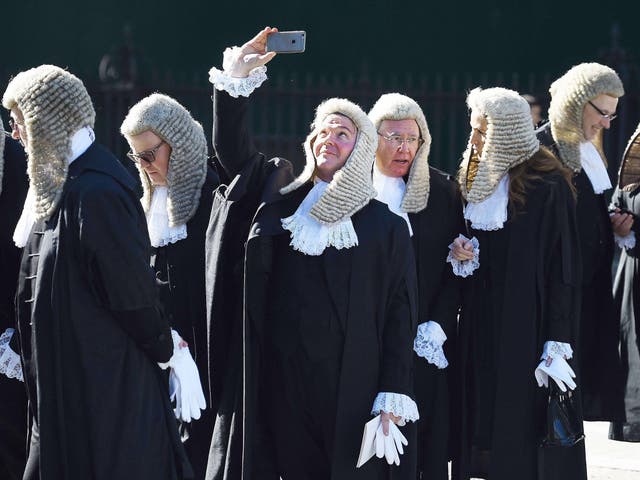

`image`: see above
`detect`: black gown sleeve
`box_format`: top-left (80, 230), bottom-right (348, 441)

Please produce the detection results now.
top-left (544, 178), bottom-right (581, 345)
top-left (428, 182), bottom-right (464, 336)
top-left (212, 89), bottom-right (262, 181)
top-left (610, 186), bottom-right (640, 258)
top-left (73, 179), bottom-right (172, 362)
top-left (379, 219), bottom-right (419, 397)
top-left (0, 139), bottom-right (28, 331)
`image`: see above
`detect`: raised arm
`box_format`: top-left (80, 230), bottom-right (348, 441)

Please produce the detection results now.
top-left (210, 27), bottom-right (278, 179)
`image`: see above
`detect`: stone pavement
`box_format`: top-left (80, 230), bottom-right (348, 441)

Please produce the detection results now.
top-left (584, 421), bottom-right (640, 479)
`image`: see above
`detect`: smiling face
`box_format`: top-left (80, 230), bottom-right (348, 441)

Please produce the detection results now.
top-left (312, 113), bottom-right (357, 182)
top-left (126, 130), bottom-right (171, 186)
top-left (581, 94), bottom-right (618, 141)
top-left (375, 119), bottom-right (421, 178)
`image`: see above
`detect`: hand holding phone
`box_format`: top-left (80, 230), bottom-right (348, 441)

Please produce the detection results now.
top-left (225, 27), bottom-right (278, 78)
top-left (266, 31), bottom-right (306, 54)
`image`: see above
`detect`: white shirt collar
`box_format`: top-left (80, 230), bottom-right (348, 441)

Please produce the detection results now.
top-left (146, 186), bottom-right (188, 247)
top-left (580, 141), bottom-right (612, 194)
top-left (13, 188), bottom-right (36, 248)
top-left (12, 127), bottom-right (96, 247)
top-left (69, 126), bottom-right (95, 164)
top-left (373, 164), bottom-right (413, 236)
top-left (464, 174), bottom-right (509, 231)
top-left (281, 180), bottom-right (359, 256)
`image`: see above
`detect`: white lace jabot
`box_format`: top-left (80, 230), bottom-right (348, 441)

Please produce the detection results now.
top-left (146, 187), bottom-right (188, 247)
top-left (13, 127), bottom-right (95, 248)
top-left (373, 164), bottom-right (413, 236)
top-left (281, 181), bottom-right (359, 256)
top-left (464, 174), bottom-right (509, 231)
top-left (580, 142), bottom-right (612, 194)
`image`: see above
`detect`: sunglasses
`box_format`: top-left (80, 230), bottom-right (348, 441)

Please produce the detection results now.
top-left (126, 140), bottom-right (165, 164)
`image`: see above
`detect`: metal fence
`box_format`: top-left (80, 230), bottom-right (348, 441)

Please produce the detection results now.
top-left (4, 67), bottom-right (639, 178)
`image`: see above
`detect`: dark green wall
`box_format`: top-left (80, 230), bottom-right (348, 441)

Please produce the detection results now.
top-left (4, 0), bottom-right (639, 175)
top-left (5, 0), bottom-right (639, 83)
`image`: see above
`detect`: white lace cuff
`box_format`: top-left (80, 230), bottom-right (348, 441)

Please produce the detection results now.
top-left (614, 231), bottom-right (636, 250)
top-left (371, 392), bottom-right (420, 425)
top-left (0, 328), bottom-right (23, 382)
top-left (208, 47), bottom-right (268, 98)
top-left (446, 234), bottom-right (480, 278)
top-left (541, 340), bottom-right (573, 360)
top-left (413, 321), bottom-right (448, 369)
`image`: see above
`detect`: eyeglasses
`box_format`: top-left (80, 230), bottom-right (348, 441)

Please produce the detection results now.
top-left (126, 140), bottom-right (165, 164)
top-left (377, 132), bottom-right (423, 148)
top-left (588, 101), bottom-right (618, 121)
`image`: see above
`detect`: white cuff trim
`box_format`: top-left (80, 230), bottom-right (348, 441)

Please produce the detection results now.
top-left (208, 47), bottom-right (268, 98)
top-left (541, 340), bottom-right (573, 360)
top-left (446, 234), bottom-right (480, 278)
top-left (413, 321), bottom-right (448, 369)
top-left (614, 231), bottom-right (636, 250)
top-left (0, 328), bottom-right (23, 382)
top-left (371, 392), bottom-right (419, 425)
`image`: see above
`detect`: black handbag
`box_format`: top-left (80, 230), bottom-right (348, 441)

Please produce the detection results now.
top-left (537, 383), bottom-right (587, 480)
top-left (540, 383), bottom-right (584, 447)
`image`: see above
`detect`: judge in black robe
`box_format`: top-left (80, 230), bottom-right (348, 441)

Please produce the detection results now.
top-left (609, 124), bottom-right (640, 441)
top-left (205, 29), bottom-right (418, 480)
top-left (537, 62), bottom-right (626, 421)
top-left (4, 65), bottom-right (192, 480)
top-left (368, 93), bottom-right (464, 480)
top-left (450, 87), bottom-right (585, 480)
top-left (0, 130), bottom-right (29, 480)
top-left (538, 125), bottom-right (625, 421)
top-left (121, 93), bottom-right (221, 478)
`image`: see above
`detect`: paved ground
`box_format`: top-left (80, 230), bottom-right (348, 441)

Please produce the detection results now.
top-left (584, 422), bottom-right (640, 479)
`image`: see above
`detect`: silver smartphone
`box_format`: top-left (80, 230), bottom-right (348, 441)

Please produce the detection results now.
top-left (266, 31), bottom-right (306, 54)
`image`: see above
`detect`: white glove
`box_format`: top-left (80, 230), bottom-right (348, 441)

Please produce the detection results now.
top-left (374, 421), bottom-right (408, 466)
top-left (534, 356), bottom-right (577, 392)
top-left (158, 329), bottom-right (207, 422)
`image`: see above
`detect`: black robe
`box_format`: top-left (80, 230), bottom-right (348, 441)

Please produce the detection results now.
top-left (397, 168), bottom-right (463, 480)
top-left (609, 185), bottom-right (640, 441)
top-left (538, 125), bottom-right (625, 421)
top-left (152, 167), bottom-right (219, 478)
top-left (452, 172), bottom-right (586, 480)
top-left (205, 90), bottom-right (418, 480)
top-left (16, 143), bottom-right (192, 480)
top-left (0, 137), bottom-right (29, 480)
